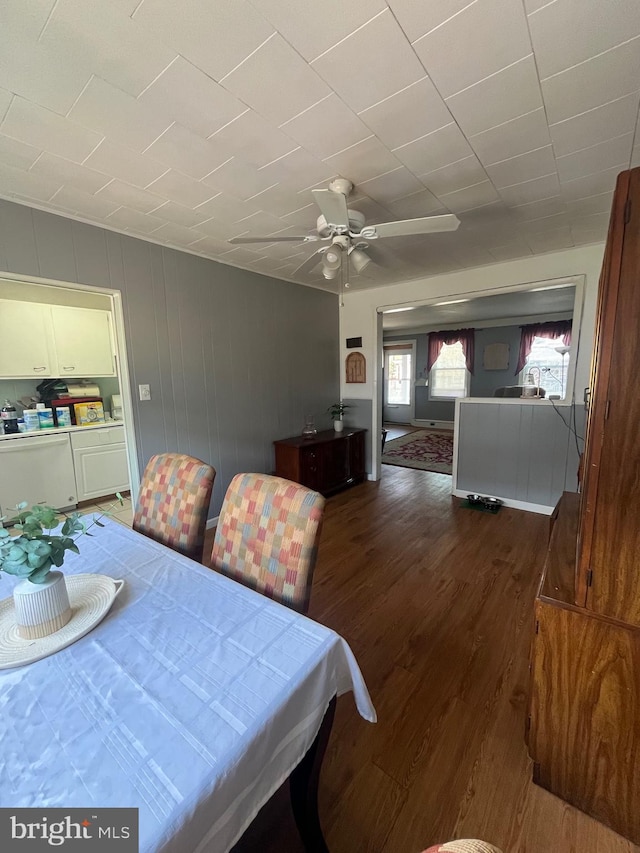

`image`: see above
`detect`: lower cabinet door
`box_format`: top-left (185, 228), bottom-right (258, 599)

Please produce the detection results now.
top-left (73, 443), bottom-right (130, 501)
top-left (300, 447), bottom-right (322, 492)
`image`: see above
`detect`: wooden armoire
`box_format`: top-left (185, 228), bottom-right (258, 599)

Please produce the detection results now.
top-left (527, 166), bottom-right (640, 844)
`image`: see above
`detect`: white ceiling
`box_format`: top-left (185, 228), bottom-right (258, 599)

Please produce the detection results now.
top-left (0, 0), bottom-right (638, 293)
top-left (382, 283), bottom-right (576, 331)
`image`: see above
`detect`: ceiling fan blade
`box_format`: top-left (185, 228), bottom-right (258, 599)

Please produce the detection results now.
top-left (312, 189), bottom-right (350, 229)
top-left (361, 214), bottom-right (460, 239)
top-left (292, 250), bottom-right (324, 276)
top-left (228, 235), bottom-right (319, 244)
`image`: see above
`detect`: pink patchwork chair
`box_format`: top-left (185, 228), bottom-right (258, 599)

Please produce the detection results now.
top-left (133, 453), bottom-right (215, 562)
top-left (422, 842), bottom-right (503, 853)
top-left (210, 473), bottom-right (325, 615)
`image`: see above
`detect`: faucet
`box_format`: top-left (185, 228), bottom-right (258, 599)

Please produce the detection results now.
top-left (526, 366), bottom-right (542, 398)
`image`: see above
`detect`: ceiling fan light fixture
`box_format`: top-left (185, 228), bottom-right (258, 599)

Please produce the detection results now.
top-left (322, 266), bottom-right (339, 280)
top-left (349, 247), bottom-right (370, 274)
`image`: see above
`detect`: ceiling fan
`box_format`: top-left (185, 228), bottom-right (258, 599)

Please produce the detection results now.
top-left (228, 178), bottom-right (460, 285)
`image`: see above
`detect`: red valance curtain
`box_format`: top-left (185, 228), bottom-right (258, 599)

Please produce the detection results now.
top-left (427, 328), bottom-right (475, 374)
top-left (515, 320), bottom-right (572, 375)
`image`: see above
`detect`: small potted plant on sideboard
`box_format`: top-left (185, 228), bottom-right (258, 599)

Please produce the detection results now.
top-left (328, 402), bottom-right (350, 433)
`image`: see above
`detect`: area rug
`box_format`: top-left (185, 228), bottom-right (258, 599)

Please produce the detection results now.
top-left (381, 429), bottom-right (454, 474)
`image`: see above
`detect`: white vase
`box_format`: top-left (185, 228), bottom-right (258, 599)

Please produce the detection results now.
top-left (13, 571), bottom-right (72, 640)
top-left (334, 419), bottom-right (344, 433)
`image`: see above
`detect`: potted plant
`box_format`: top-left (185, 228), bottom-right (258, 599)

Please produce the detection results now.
top-left (0, 497), bottom-right (122, 639)
top-left (328, 402), bottom-right (350, 433)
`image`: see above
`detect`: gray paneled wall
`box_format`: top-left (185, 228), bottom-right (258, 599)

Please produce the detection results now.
top-left (0, 200), bottom-right (339, 515)
top-left (343, 397), bottom-right (373, 473)
top-left (456, 400), bottom-right (585, 509)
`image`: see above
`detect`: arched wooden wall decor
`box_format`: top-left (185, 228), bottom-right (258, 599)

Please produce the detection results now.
top-left (346, 352), bottom-right (366, 383)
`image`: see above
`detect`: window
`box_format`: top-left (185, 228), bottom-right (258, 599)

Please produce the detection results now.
top-left (429, 341), bottom-right (470, 400)
top-left (520, 336), bottom-right (570, 397)
top-left (386, 350), bottom-right (412, 405)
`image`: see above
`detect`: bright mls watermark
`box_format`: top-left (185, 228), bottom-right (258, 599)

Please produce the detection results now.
top-left (0, 809), bottom-right (138, 851)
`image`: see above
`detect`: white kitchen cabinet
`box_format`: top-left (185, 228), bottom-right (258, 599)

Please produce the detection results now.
top-left (71, 426), bottom-right (130, 502)
top-left (0, 301), bottom-right (115, 379)
top-left (51, 305), bottom-right (115, 377)
top-left (0, 300), bottom-right (54, 377)
top-left (0, 432), bottom-right (77, 514)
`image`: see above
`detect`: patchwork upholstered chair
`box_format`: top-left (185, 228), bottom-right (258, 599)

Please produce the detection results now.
top-left (422, 841), bottom-right (503, 853)
top-left (210, 473), bottom-right (325, 615)
top-left (133, 453), bottom-right (215, 562)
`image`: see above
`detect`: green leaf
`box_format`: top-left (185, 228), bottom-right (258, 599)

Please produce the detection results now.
top-left (16, 501), bottom-right (28, 510)
top-left (94, 520), bottom-right (105, 528)
top-left (3, 561), bottom-right (34, 576)
top-left (7, 546), bottom-right (27, 563)
top-left (0, 529), bottom-right (9, 539)
top-left (28, 563), bottom-right (53, 583)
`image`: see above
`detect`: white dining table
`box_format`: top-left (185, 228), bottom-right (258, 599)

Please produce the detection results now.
top-left (0, 519), bottom-right (376, 853)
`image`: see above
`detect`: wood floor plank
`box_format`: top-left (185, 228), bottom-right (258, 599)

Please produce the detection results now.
top-left (211, 466), bottom-right (640, 853)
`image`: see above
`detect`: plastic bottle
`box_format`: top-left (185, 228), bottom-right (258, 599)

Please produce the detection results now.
top-left (0, 400), bottom-right (19, 434)
top-left (35, 402), bottom-right (54, 429)
top-left (55, 406), bottom-right (71, 427)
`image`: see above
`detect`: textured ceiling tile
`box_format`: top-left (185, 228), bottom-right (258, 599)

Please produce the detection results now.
top-left (192, 217), bottom-right (247, 241)
top-left (566, 191), bottom-right (614, 218)
top-left (510, 196), bottom-right (568, 221)
top-left (95, 178), bottom-right (167, 213)
top-left (0, 161), bottom-right (62, 203)
top-left (147, 200), bottom-right (208, 227)
top-left (358, 77), bottom-right (453, 150)
top-left (83, 139), bottom-right (168, 188)
top-left (280, 95), bottom-right (371, 160)
top-left (222, 34), bottom-right (331, 126)
top-left (541, 38), bottom-right (640, 125)
top-left (194, 192), bottom-right (261, 222)
top-left (1, 97), bottom-right (103, 162)
top-left (469, 108), bottom-right (551, 166)
top-left (386, 189), bottom-right (446, 219)
top-left (143, 124), bottom-right (231, 180)
top-left (50, 185), bottom-right (120, 219)
top-left (257, 148), bottom-right (334, 190)
top-left (437, 181), bottom-right (501, 213)
top-left (248, 0), bottom-right (386, 62)
top-left (28, 152), bottom-right (111, 195)
top-left (41, 0), bottom-right (177, 98)
top-left (202, 158), bottom-right (277, 200)
top-left (138, 57), bottom-right (246, 138)
top-left (105, 206), bottom-right (165, 233)
top-left (549, 92), bottom-right (640, 159)
top-left (149, 221), bottom-right (201, 246)
top-left (0, 89), bottom-right (12, 122)
top-left (528, 0), bottom-right (640, 79)
top-left (0, 134), bottom-right (41, 171)
top-left (145, 170), bottom-right (220, 208)
top-left (209, 110), bottom-right (296, 169)
top-left (498, 172), bottom-right (561, 206)
top-left (556, 133), bottom-right (633, 183)
top-left (245, 184), bottom-right (308, 218)
top-left (445, 56), bottom-right (543, 137)
top-left (561, 166), bottom-right (623, 201)
top-left (387, 0), bottom-right (474, 43)
top-left (132, 0), bottom-right (274, 82)
top-left (358, 167), bottom-right (425, 204)
top-left (419, 155), bottom-right (490, 196)
top-left (188, 235), bottom-right (232, 256)
top-left (323, 136), bottom-right (401, 185)
top-left (413, 0), bottom-right (532, 99)
top-left (0, 0), bottom-right (58, 41)
top-left (571, 225), bottom-right (608, 245)
top-left (68, 77), bottom-right (172, 153)
top-left (485, 146), bottom-right (557, 188)
top-left (311, 10), bottom-right (425, 113)
top-left (234, 209), bottom-right (286, 236)
top-left (393, 123), bottom-right (474, 174)
top-left (488, 242), bottom-right (534, 261)
top-left (523, 226), bottom-right (575, 253)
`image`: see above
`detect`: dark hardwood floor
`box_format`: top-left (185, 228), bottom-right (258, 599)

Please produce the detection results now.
top-left (204, 466), bottom-right (639, 853)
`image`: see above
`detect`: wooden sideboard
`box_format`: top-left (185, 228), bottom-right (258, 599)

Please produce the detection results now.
top-left (527, 167), bottom-right (640, 844)
top-left (274, 428), bottom-right (366, 496)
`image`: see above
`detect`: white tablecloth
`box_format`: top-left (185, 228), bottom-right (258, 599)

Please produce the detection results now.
top-left (0, 519), bottom-right (375, 853)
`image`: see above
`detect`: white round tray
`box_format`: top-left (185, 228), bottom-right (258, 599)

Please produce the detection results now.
top-left (0, 574), bottom-right (124, 670)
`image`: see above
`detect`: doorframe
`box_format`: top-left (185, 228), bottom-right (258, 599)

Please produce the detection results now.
top-left (382, 339), bottom-right (417, 425)
top-left (0, 270), bottom-right (140, 502)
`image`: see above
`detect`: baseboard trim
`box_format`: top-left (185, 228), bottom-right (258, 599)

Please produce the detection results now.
top-left (412, 419), bottom-right (454, 431)
top-left (452, 489), bottom-right (554, 515)
top-left (206, 515), bottom-right (219, 530)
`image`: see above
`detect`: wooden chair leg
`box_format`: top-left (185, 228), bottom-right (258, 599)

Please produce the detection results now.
top-left (289, 696), bottom-right (336, 853)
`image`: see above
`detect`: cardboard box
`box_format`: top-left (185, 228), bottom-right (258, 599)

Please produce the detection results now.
top-left (74, 401), bottom-right (105, 426)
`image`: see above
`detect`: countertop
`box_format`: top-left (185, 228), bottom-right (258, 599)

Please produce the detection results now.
top-left (0, 420), bottom-right (124, 441)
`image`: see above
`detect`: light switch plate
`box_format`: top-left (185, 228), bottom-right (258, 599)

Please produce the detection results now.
top-left (138, 384), bottom-right (151, 401)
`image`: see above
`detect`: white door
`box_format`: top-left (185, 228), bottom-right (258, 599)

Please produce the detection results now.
top-left (383, 344), bottom-right (415, 424)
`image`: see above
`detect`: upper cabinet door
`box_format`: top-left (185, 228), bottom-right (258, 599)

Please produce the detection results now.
top-left (0, 300), bottom-right (54, 377)
top-left (50, 306), bottom-right (115, 377)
